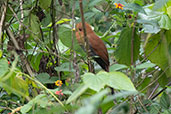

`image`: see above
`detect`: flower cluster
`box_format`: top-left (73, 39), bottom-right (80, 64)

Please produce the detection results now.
top-left (55, 80), bottom-right (63, 86)
top-left (55, 90), bottom-right (64, 96)
top-left (114, 3), bottom-right (124, 10)
top-left (55, 80), bottom-right (64, 96)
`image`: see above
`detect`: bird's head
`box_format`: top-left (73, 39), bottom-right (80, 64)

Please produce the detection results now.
top-left (76, 22), bottom-right (93, 34)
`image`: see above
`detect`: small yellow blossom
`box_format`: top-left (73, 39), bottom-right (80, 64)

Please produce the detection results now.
top-left (114, 3), bottom-right (124, 10)
top-left (55, 80), bottom-right (63, 86)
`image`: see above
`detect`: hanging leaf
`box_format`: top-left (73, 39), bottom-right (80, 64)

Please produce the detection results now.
top-left (107, 72), bottom-right (136, 91)
top-left (30, 14), bottom-right (41, 40)
top-left (144, 30), bottom-right (171, 77)
top-left (114, 27), bottom-right (140, 66)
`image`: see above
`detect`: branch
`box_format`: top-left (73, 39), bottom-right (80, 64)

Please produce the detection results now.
top-left (79, 0), bottom-right (94, 72)
top-left (0, 1), bottom-right (7, 40)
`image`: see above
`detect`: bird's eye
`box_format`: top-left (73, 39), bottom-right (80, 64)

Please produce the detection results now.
top-left (79, 28), bottom-right (82, 31)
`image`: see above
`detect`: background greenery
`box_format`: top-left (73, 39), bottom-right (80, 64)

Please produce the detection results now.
top-left (0, 0), bottom-right (170, 114)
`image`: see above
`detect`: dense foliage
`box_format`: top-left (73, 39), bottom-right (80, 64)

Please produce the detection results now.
top-left (0, 0), bottom-right (170, 114)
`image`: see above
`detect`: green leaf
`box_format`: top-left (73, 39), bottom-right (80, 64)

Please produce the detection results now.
top-left (21, 94), bottom-right (49, 113)
top-left (75, 89), bottom-right (109, 114)
top-left (158, 71), bottom-right (168, 88)
top-left (36, 73), bottom-right (57, 84)
top-left (137, 7), bottom-right (163, 33)
top-left (114, 27), bottom-right (140, 66)
top-left (144, 30), bottom-right (171, 77)
top-left (158, 14), bottom-right (171, 30)
top-left (82, 72), bottom-right (108, 92)
top-left (107, 72), bottom-right (136, 91)
top-left (153, 0), bottom-right (168, 11)
top-left (30, 14), bottom-right (41, 40)
top-left (55, 62), bottom-right (75, 72)
top-left (29, 53), bottom-right (43, 72)
top-left (89, 0), bottom-right (103, 7)
top-left (160, 92), bottom-right (170, 109)
top-left (136, 62), bottom-right (156, 69)
top-left (0, 58), bottom-right (9, 77)
top-left (0, 70), bottom-right (29, 98)
top-left (39, 0), bottom-right (52, 11)
top-left (66, 84), bottom-right (88, 104)
top-left (109, 64), bottom-right (128, 71)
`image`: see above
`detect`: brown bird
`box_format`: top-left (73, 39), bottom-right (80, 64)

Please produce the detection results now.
top-left (75, 22), bottom-right (109, 72)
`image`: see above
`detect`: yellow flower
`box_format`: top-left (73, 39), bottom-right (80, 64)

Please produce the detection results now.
top-left (114, 3), bottom-right (124, 10)
top-left (55, 80), bottom-right (63, 86)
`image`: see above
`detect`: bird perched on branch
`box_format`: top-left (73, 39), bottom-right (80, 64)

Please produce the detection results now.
top-left (75, 22), bottom-right (109, 72)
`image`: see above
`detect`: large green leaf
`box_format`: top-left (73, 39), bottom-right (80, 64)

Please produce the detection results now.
top-left (114, 27), bottom-right (140, 66)
top-left (107, 72), bottom-right (136, 91)
top-left (67, 71), bottom-right (136, 103)
top-left (82, 72), bottom-right (108, 92)
top-left (0, 58), bottom-right (8, 77)
top-left (144, 30), bottom-right (171, 77)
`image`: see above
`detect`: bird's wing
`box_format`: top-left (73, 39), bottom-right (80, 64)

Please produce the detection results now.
top-left (88, 33), bottom-right (109, 66)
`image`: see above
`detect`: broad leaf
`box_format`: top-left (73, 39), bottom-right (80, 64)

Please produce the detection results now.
top-left (36, 73), bottom-right (57, 84)
top-left (82, 72), bottom-right (108, 92)
top-left (144, 30), bottom-right (171, 77)
top-left (114, 27), bottom-right (140, 66)
top-left (158, 14), bottom-right (171, 30)
top-left (55, 62), bottom-right (75, 72)
top-left (107, 72), bottom-right (136, 91)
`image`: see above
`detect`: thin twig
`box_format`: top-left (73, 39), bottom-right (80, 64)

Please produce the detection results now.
top-left (148, 83), bottom-right (159, 99)
top-left (71, 0), bottom-right (80, 82)
top-left (137, 96), bottom-right (149, 113)
top-left (79, 0), bottom-right (93, 72)
top-left (139, 66), bottom-right (170, 93)
top-left (0, 1), bottom-right (7, 41)
top-left (19, 0), bottom-right (24, 33)
top-left (151, 82), bottom-right (171, 100)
